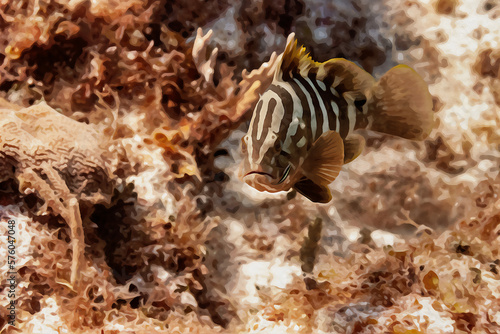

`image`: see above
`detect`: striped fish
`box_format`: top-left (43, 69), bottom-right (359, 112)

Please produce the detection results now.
top-left (240, 34), bottom-right (434, 203)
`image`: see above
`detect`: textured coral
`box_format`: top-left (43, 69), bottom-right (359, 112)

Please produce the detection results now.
top-left (0, 101), bottom-right (114, 286)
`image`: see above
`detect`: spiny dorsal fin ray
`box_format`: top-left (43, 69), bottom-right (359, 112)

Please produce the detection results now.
top-left (275, 33), bottom-right (319, 81)
top-left (276, 36), bottom-right (376, 100)
top-left (301, 130), bottom-right (344, 186)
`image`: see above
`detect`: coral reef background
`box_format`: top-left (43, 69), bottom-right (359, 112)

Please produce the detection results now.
top-left (1, 0), bottom-right (500, 333)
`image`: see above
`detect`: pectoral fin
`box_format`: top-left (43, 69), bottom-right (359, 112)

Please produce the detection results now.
top-left (293, 178), bottom-right (332, 203)
top-left (302, 130), bottom-right (344, 186)
top-left (343, 134), bottom-right (365, 164)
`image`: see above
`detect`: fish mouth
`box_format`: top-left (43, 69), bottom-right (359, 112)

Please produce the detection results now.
top-left (243, 171), bottom-right (278, 192)
top-left (244, 171), bottom-right (274, 178)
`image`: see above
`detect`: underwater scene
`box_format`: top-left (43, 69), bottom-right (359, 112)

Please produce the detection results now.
top-left (1, 0), bottom-right (500, 332)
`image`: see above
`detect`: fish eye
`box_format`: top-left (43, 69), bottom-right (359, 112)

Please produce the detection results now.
top-left (273, 140), bottom-right (281, 151)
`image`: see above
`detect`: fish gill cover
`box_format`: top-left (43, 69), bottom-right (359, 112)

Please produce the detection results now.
top-left (0, 0), bottom-right (499, 333)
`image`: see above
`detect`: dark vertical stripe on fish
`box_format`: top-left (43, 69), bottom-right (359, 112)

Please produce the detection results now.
top-left (309, 73), bottom-right (340, 137)
top-left (294, 73), bottom-right (324, 141)
top-left (269, 84), bottom-right (294, 146)
top-left (263, 98), bottom-right (277, 131)
top-left (321, 65), bottom-right (350, 138)
top-left (337, 94), bottom-right (350, 138)
top-left (307, 71), bottom-right (338, 136)
top-left (259, 97), bottom-right (278, 160)
top-left (287, 76), bottom-right (313, 150)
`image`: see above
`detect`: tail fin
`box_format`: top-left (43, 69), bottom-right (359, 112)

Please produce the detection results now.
top-left (367, 65), bottom-right (434, 140)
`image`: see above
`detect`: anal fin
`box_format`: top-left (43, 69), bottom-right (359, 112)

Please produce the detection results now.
top-left (343, 134), bottom-right (365, 164)
top-left (293, 178), bottom-right (332, 203)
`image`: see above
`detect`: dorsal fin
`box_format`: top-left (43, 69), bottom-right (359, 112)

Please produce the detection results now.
top-left (319, 58), bottom-right (375, 95)
top-left (275, 33), bottom-right (318, 81)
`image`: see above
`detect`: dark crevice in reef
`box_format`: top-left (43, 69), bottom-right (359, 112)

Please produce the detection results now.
top-left (90, 186), bottom-right (145, 285)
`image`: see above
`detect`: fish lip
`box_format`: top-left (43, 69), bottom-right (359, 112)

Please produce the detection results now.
top-left (244, 171), bottom-right (274, 178)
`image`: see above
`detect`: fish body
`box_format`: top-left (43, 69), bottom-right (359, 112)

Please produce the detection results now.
top-left (240, 34), bottom-right (434, 203)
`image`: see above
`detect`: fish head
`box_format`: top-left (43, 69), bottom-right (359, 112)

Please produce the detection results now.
top-left (239, 92), bottom-right (303, 193)
top-left (240, 142), bottom-right (299, 192)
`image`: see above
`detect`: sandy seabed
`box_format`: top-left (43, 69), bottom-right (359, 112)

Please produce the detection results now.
top-left (1, 0), bottom-right (500, 333)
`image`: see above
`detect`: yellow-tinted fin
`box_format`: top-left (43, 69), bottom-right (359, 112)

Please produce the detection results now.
top-left (343, 134), bottom-right (365, 164)
top-left (293, 178), bottom-right (332, 203)
top-left (275, 33), bottom-right (319, 81)
top-left (320, 58), bottom-right (375, 95)
top-left (302, 130), bottom-right (344, 186)
top-left (368, 65), bottom-right (434, 140)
